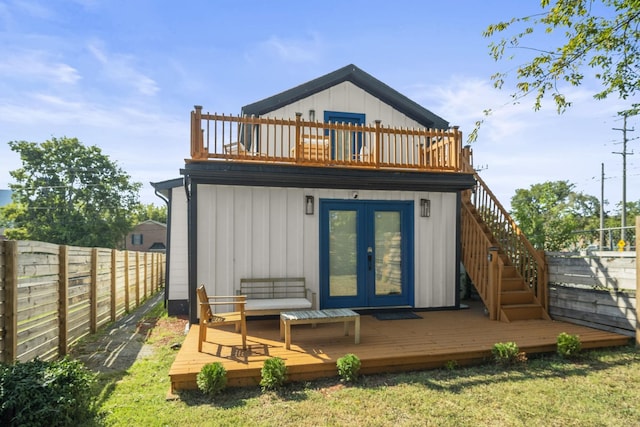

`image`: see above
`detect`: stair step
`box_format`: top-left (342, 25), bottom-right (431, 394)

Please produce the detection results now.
top-left (500, 290), bottom-right (534, 305)
top-left (501, 266), bottom-right (520, 278)
top-left (500, 304), bottom-right (545, 322)
top-left (501, 277), bottom-right (525, 291)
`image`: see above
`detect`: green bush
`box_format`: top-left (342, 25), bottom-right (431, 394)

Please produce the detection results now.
top-left (336, 353), bottom-right (361, 382)
top-left (197, 362), bottom-right (227, 396)
top-left (492, 342), bottom-right (526, 365)
top-left (0, 357), bottom-right (95, 427)
top-left (557, 332), bottom-right (582, 359)
top-left (260, 357), bottom-right (287, 391)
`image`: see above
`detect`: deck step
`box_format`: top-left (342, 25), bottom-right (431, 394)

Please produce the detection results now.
top-left (501, 277), bottom-right (525, 292)
top-left (500, 304), bottom-right (547, 322)
top-left (500, 290), bottom-right (534, 305)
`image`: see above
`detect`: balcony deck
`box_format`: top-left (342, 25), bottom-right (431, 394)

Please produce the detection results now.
top-left (189, 106), bottom-right (468, 172)
top-left (168, 301), bottom-right (629, 393)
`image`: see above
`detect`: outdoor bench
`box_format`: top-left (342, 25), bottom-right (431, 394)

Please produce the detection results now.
top-left (237, 277), bottom-right (316, 316)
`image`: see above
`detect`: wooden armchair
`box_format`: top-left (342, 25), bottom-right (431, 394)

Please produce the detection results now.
top-left (197, 285), bottom-right (247, 352)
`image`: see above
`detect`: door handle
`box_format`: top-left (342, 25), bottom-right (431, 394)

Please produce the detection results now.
top-left (367, 246), bottom-right (373, 270)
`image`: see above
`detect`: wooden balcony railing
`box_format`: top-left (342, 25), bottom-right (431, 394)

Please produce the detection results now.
top-left (190, 106), bottom-right (464, 172)
top-left (460, 150), bottom-right (548, 318)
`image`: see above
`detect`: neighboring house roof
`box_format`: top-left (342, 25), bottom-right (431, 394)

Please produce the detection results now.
top-left (135, 219), bottom-right (167, 228)
top-left (241, 64), bottom-right (450, 130)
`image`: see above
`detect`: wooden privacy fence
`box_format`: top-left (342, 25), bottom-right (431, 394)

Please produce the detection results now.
top-left (0, 240), bottom-right (165, 364)
top-left (547, 251), bottom-right (636, 337)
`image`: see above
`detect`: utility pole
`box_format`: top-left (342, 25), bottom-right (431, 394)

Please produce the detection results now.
top-left (600, 163), bottom-right (604, 250)
top-left (612, 114), bottom-right (634, 246)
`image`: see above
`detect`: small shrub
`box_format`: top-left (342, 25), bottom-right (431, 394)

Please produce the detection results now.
top-left (197, 362), bottom-right (227, 396)
top-left (445, 360), bottom-right (458, 371)
top-left (260, 357), bottom-right (287, 390)
top-left (557, 332), bottom-right (582, 359)
top-left (492, 342), bottom-right (526, 365)
top-left (0, 357), bottom-right (95, 427)
top-left (336, 353), bottom-right (361, 382)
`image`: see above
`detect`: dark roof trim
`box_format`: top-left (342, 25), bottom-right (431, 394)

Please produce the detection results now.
top-left (151, 178), bottom-right (183, 191)
top-left (181, 162), bottom-right (475, 193)
top-left (151, 177), bottom-right (183, 200)
top-left (241, 64), bottom-right (449, 130)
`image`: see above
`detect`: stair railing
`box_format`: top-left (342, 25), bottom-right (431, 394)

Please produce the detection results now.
top-left (460, 147), bottom-right (548, 312)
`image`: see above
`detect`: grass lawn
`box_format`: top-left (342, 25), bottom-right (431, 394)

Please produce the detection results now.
top-left (87, 301), bottom-right (640, 427)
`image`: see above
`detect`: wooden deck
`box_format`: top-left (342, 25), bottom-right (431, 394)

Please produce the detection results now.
top-left (169, 302), bottom-right (630, 392)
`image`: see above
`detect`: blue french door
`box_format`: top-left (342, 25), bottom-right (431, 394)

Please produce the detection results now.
top-left (319, 200), bottom-right (414, 309)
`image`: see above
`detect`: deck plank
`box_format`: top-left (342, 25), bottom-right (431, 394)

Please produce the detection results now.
top-left (169, 303), bottom-right (630, 391)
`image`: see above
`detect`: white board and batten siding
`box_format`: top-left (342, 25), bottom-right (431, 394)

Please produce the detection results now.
top-left (196, 184), bottom-right (458, 309)
top-left (264, 81), bottom-right (429, 129)
top-left (167, 187), bottom-right (189, 302)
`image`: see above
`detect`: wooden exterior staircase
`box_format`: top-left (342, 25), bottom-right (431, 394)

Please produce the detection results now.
top-left (460, 148), bottom-right (550, 322)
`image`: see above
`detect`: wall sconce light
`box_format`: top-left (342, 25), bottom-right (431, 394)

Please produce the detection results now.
top-left (305, 195), bottom-right (314, 215)
top-left (309, 109), bottom-right (315, 122)
top-left (420, 199), bottom-right (430, 217)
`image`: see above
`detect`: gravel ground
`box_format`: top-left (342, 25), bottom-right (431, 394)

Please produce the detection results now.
top-left (70, 292), bottom-right (175, 374)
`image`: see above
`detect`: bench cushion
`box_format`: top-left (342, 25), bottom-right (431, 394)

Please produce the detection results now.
top-left (245, 298), bottom-right (312, 311)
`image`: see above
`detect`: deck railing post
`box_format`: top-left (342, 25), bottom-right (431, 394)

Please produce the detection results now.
top-left (537, 249), bottom-right (548, 311)
top-left (453, 125), bottom-right (461, 171)
top-left (191, 105), bottom-right (203, 159)
top-left (375, 120), bottom-right (381, 167)
top-left (295, 112), bottom-right (302, 162)
top-left (488, 246), bottom-right (500, 320)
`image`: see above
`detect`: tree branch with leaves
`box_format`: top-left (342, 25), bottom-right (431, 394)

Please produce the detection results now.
top-left (484, 0), bottom-right (640, 115)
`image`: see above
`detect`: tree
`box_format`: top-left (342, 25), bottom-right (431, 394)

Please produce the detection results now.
top-left (510, 180), bottom-right (600, 251)
top-left (134, 203), bottom-right (167, 224)
top-left (0, 137), bottom-right (142, 248)
top-left (484, 0), bottom-right (640, 114)
top-left (604, 199), bottom-right (639, 247)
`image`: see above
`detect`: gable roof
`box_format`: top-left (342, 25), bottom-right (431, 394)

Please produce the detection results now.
top-left (241, 64), bottom-right (449, 130)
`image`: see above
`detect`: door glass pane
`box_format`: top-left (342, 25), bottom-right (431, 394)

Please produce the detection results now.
top-left (375, 211), bottom-right (402, 296)
top-left (329, 210), bottom-right (357, 296)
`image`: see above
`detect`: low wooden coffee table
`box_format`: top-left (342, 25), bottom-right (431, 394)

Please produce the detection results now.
top-left (280, 309), bottom-right (360, 350)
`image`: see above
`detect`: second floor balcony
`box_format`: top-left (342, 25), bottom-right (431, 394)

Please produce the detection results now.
top-left (190, 106), bottom-right (468, 173)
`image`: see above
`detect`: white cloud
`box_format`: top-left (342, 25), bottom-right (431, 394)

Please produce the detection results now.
top-left (255, 33), bottom-right (324, 63)
top-left (0, 50), bottom-right (81, 84)
top-left (87, 41), bottom-right (159, 96)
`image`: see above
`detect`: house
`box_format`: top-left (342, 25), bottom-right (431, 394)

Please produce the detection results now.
top-left (152, 178), bottom-right (188, 314)
top-left (124, 219), bottom-right (167, 253)
top-left (162, 64), bottom-right (548, 326)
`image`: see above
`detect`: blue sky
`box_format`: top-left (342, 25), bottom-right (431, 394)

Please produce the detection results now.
top-left (1, 0), bottom-right (638, 212)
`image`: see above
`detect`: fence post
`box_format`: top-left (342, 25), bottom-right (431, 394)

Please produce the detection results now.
top-left (124, 250), bottom-right (130, 312)
top-left (144, 252), bottom-right (148, 299)
top-left (5, 240), bottom-right (18, 363)
top-left (58, 245), bottom-right (69, 357)
top-left (90, 248), bottom-right (98, 333)
top-left (135, 251), bottom-right (140, 307)
top-left (636, 216), bottom-right (640, 347)
top-left (150, 253), bottom-right (155, 294)
top-left (110, 249), bottom-right (117, 322)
